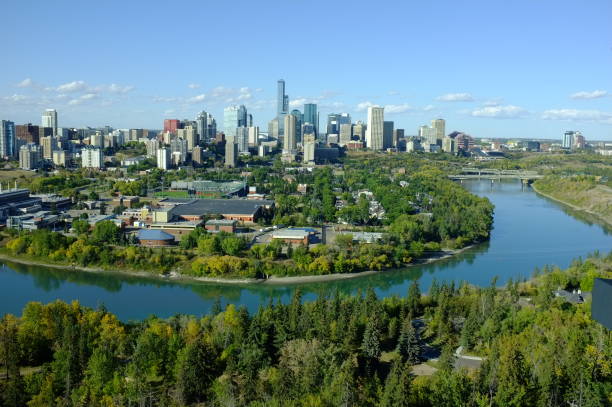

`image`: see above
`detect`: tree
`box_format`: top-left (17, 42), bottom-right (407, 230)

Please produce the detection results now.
top-left (407, 280), bottom-right (421, 316)
top-left (380, 360), bottom-right (412, 407)
top-left (396, 317), bottom-right (421, 365)
top-left (0, 315), bottom-right (25, 407)
top-left (175, 338), bottom-right (217, 405)
top-left (72, 219), bottom-right (90, 235)
top-left (91, 220), bottom-right (121, 244)
top-left (221, 236), bottom-right (246, 256)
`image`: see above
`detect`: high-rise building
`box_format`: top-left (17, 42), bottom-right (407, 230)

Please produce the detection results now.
top-left (290, 109), bottom-right (302, 143)
top-left (145, 139), bottom-right (159, 158)
top-left (284, 114), bottom-right (296, 152)
top-left (129, 128), bottom-right (144, 142)
top-left (277, 79), bottom-right (289, 116)
top-left (442, 136), bottom-right (456, 153)
top-left (431, 119), bottom-right (445, 143)
top-left (574, 133), bottom-right (586, 149)
top-left (192, 146), bottom-right (204, 166)
top-left (81, 147), bottom-right (103, 169)
top-left (177, 127), bottom-right (198, 151)
top-left (225, 138), bottom-right (238, 168)
top-left (163, 119), bottom-right (181, 134)
top-left (383, 121), bottom-right (394, 149)
top-left (563, 131), bottom-right (579, 149)
top-left (268, 118), bottom-right (279, 140)
top-left (365, 107), bottom-right (384, 150)
top-left (41, 136), bottom-right (58, 159)
top-left (235, 127), bottom-right (249, 153)
top-left (248, 126), bottom-right (260, 146)
top-left (156, 147), bottom-right (170, 170)
top-left (19, 143), bottom-right (41, 170)
top-left (52, 150), bottom-right (67, 167)
top-left (303, 133), bottom-right (316, 164)
top-left (224, 105), bottom-right (247, 139)
top-left (393, 129), bottom-right (404, 148)
top-left (303, 103), bottom-right (318, 136)
top-left (195, 111), bottom-right (209, 139)
top-left (0, 120), bottom-right (16, 159)
top-left (352, 121), bottom-right (366, 142)
top-left (16, 124), bottom-right (39, 144)
top-left (41, 109), bottom-right (57, 136)
top-left (419, 125), bottom-right (438, 149)
top-left (170, 138), bottom-right (188, 164)
top-left (339, 123), bottom-right (352, 145)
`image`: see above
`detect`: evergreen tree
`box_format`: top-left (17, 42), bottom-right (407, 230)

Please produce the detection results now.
top-left (380, 360), bottom-right (412, 407)
top-left (396, 316), bottom-right (421, 365)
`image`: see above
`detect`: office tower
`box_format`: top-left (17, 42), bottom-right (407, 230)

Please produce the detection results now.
top-left (145, 139), bottom-right (159, 158)
top-left (16, 124), bottom-right (39, 144)
top-left (393, 129), bottom-right (404, 148)
top-left (177, 127), bottom-right (198, 151)
top-left (339, 123), bottom-right (352, 145)
top-left (365, 107), bottom-right (384, 150)
top-left (0, 120), bottom-right (16, 159)
top-left (129, 128), bottom-right (144, 142)
top-left (248, 126), bottom-right (260, 146)
top-left (19, 144), bottom-right (41, 170)
top-left (574, 132), bottom-right (585, 149)
top-left (205, 113), bottom-right (217, 139)
top-left (89, 133), bottom-right (104, 148)
top-left (442, 136), bottom-right (456, 153)
top-left (268, 118), bottom-right (279, 140)
top-left (156, 147), bottom-right (170, 170)
top-left (52, 150), bottom-right (67, 167)
top-left (352, 121), bottom-right (366, 142)
top-left (455, 133), bottom-right (474, 151)
top-left (277, 79), bottom-right (289, 116)
top-left (303, 133), bottom-right (316, 164)
top-left (563, 131), bottom-right (577, 149)
top-left (225, 138), bottom-right (238, 168)
top-left (170, 138), bottom-right (188, 164)
top-left (163, 119), bottom-right (181, 134)
top-left (419, 125), bottom-right (438, 148)
top-left (284, 114), bottom-right (296, 152)
top-left (41, 109), bottom-right (58, 136)
top-left (224, 105), bottom-right (247, 138)
top-left (81, 147), bottom-right (103, 169)
top-left (195, 111), bottom-right (208, 139)
top-left (40, 136), bottom-right (56, 159)
top-left (192, 146), bottom-right (204, 165)
top-left (303, 103), bottom-right (318, 136)
top-left (291, 109), bottom-right (302, 143)
top-left (338, 113), bottom-right (351, 128)
top-left (247, 114), bottom-right (253, 127)
top-left (235, 126), bottom-right (249, 153)
top-left (383, 121), bottom-right (394, 149)
top-left (431, 118), bottom-right (445, 143)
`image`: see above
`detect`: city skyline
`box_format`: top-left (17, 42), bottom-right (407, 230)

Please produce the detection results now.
top-left (1, 0), bottom-right (611, 140)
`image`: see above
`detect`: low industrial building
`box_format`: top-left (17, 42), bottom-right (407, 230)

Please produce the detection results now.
top-left (0, 188), bottom-right (43, 222)
top-left (32, 194), bottom-right (72, 211)
top-left (169, 180), bottom-right (246, 198)
top-left (137, 229), bottom-right (175, 246)
top-left (205, 219), bottom-right (237, 233)
top-left (7, 211), bottom-right (62, 230)
top-left (155, 198), bottom-right (274, 224)
top-left (112, 195), bottom-right (139, 208)
top-left (271, 228), bottom-right (312, 245)
top-left (149, 220), bottom-right (203, 238)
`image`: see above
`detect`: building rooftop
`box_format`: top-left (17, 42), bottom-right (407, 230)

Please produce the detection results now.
top-left (166, 198), bottom-right (274, 216)
top-left (205, 219), bottom-right (238, 226)
top-left (138, 229), bottom-right (175, 241)
top-left (272, 229), bottom-right (310, 239)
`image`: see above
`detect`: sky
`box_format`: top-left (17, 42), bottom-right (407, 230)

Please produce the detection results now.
top-left (1, 0), bottom-right (611, 140)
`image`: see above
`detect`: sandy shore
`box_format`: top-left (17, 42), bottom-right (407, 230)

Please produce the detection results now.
top-left (531, 184), bottom-right (612, 228)
top-left (0, 244), bottom-right (476, 286)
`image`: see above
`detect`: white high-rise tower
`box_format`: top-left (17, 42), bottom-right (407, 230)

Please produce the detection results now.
top-left (42, 109), bottom-right (58, 136)
top-left (365, 106), bottom-right (384, 150)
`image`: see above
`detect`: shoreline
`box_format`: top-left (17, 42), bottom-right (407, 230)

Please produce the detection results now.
top-left (0, 243), bottom-right (478, 286)
top-left (531, 183), bottom-right (612, 228)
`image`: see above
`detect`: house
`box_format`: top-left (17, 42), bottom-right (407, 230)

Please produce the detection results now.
top-left (205, 219), bottom-right (237, 233)
top-left (553, 289), bottom-right (587, 304)
top-left (137, 229), bottom-right (175, 246)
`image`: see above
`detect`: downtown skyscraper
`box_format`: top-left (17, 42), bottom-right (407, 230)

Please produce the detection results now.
top-left (366, 107), bottom-right (384, 150)
top-left (303, 103), bottom-right (318, 138)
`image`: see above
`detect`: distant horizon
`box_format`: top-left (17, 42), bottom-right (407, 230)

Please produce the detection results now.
top-left (1, 0), bottom-right (611, 140)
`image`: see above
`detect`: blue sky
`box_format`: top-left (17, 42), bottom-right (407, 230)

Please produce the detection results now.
top-left (1, 0), bottom-right (611, 140)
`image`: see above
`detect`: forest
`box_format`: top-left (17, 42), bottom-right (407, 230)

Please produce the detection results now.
top-left (0, 252), bottom-right (610, 406)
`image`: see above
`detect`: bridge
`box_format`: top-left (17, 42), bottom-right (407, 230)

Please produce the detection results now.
top-left (449, 167), bottom-right (543, 181)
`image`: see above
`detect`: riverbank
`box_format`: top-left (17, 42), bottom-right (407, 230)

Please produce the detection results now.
top-left (531, 183), bottom-right (612, 228)
top-left (0, 243), bottom-right (477, 286)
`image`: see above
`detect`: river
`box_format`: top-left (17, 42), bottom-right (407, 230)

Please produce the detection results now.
top-left (1, 179), bottom-right (610, 320)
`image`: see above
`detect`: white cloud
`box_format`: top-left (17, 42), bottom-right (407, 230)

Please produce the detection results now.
top-left (5, 94), bottom-right (28, 102)
top-left (436, 93), bottom-right (474, 102)
top-left (384, 104), bottom-right (413, 114)
top-left (188, 83), bottom-right (201, 89)
top-left (423, 104), bottom-right (435, 111)
top-left (153, 96), bottom-right (178, 103)
top-left (388, 90), bottom-right (400, 96)
top-left (471, 105), bottom-right (528, 118)
top-left (187, 94), bottom-right (206, 103)
top-left (570, 90), bottom-right (608, 100)
top-left (16, 78), bottom-right (34, 88)
top-left (67, 93), bottom-right (98, 105)
top-left (107, 83), bottom-right (134, 94)
top-left (356, 101), bottom-right (377, 112)
top-left (541, 109), bottom-right (612, 124)
top-left (57, 80), bottom-right (88, 93)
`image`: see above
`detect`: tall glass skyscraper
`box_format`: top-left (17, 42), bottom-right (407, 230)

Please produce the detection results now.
top-left (0, 120), bottom-right (16, 159)
top-left (224, 105), bottom-right (247, 138)
top-left (277, 80), bottom-right (288, 116)
top-left (303, 103), bottom-right (318, 137)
